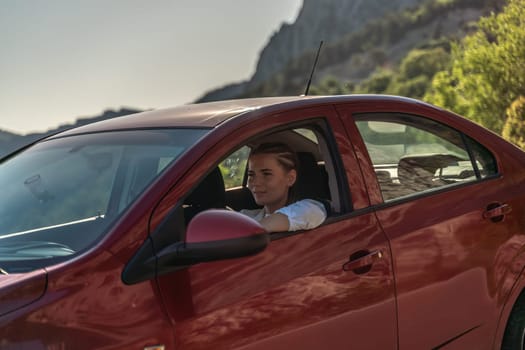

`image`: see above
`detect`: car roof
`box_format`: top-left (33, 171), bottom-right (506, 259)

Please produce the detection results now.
top-left (52, 95), bottom-right (432, 137)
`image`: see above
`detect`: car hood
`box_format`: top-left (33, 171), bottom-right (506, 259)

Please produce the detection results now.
top-left (0, 269), bottom-right (47, 317)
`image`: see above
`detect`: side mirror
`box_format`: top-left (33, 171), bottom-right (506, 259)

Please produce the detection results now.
top-left (122, 209), bottom-right (269, 285)
top-left (157, 209), bottom-right (269, 268)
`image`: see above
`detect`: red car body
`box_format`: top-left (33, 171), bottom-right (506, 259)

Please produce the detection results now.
top-left (1, 95), bottom-right (525, 349)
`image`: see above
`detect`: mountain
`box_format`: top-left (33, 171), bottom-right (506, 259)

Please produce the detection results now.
top-left (251, 0), bottom-right (423, 85)
top-left (0, 108), bottom-right (141, 158)
top-left (1, 0), bottom-right (506, 157)
top-left (197, 0), bottom-right (505, 101)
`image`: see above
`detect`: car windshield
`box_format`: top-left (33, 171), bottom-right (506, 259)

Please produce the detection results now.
top-left (0, 128), bottom-right (207, 273)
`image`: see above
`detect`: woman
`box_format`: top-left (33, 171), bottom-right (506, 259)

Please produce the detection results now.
top-left (241, 142), bottom-right (327, 232)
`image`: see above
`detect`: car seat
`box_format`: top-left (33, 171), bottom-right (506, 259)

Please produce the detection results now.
top-left (295, 152), bottom-right (331, 214)
top-left (184, 167), bottom-right (226, 223)
top-left (397, 154), bottom-right (458, 196)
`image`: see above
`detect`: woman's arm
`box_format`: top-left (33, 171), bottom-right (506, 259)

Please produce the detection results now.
top-left (275, 199), bottom-right (327, 231)
top-left (259, 213), bottom-right (290, 232)
top-left (240, 199), bottom-right (327, 232)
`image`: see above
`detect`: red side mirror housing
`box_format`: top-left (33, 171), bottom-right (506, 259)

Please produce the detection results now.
top-left (159, 210), bottom-right (269, 271)
top-left (186, 209), bottom-right (266, 243)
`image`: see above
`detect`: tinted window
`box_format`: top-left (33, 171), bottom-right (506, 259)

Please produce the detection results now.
top-left (355, 113), bottom-right (491, 201)
top-left (465, 136), bottom-right (498, 178)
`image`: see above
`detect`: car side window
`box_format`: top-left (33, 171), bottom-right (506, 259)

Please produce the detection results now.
top-left (183, 121), bottom-right (345, 228)
top-left (221, 126), bottom-right (335, 212)
top-left (219, 146), bottom-right (250, 189)
top-left (465, 135), bottom-right (498, 178)
top-left (355, 113), bottom-right (497, 201)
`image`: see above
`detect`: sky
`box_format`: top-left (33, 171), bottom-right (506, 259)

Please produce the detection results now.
top-left (0, 0), bottom-right (302, 135)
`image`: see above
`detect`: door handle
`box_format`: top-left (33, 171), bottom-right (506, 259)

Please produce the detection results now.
top-left (483, 203), bottom-right (512, 222)
top-left (343, 250), bottom-right (383, 274)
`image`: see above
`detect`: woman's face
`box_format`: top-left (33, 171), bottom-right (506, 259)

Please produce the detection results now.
top-left (247, 153), bottom-right (297, 213)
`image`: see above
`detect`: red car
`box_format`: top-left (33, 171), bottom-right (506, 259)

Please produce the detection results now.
top-left (1, 95), bottom-right (525, 349)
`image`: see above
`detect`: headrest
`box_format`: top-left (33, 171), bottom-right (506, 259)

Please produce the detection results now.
top-left (295, 152), bottom-right (328, 200)
top-left (397, 154), bottom-right (460, 185)
top-left (375, 170), bottom-right (392, 183)
top-left (185, 167), bottom-right (226, 208)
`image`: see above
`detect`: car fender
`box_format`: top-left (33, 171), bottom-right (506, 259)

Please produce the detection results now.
top-left (493, 246), bottom-right (525, 349)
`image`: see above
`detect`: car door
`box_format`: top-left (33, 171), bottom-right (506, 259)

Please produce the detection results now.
top-left (338, 103), bottom-right (522, 349)
top-left (149, 106), bottom-right (397, 350)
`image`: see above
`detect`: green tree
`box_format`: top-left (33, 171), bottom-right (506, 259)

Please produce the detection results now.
top-left (309, 76), bottom-right (353, 95)
top-left (356, 47), bottom-right (450, 99)
top-left (502, 96), bottom-right (525, 149)
top-left (387, 47), bottom-right (450, 99)
top-left (425, 0), bottom-right (525, 133)
top-left (389, 75), bottom-right (431, 98)
top-left (356, 69), bottom-right (394, 94)
top-left (399, 47), bottom-right (450, 79)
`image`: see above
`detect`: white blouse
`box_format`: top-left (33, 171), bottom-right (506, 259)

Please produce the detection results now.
top-left (240, 199), bottom-right (327, 231)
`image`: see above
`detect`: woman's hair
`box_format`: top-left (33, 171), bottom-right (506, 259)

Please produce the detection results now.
top-left (249, 142), bottom-right (299, 203)
top-left (250, 142), bottom-right (299, 171)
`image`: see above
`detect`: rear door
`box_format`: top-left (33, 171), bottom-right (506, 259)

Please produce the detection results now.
top-left (338, 103), bottom-right (520, 349)
top-left (150, 106), bottom-right (397, 350)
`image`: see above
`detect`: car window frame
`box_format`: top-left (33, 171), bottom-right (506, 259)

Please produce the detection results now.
top-left (233, 119), bottom-right (352, 240)
top-left (220, 121), bottom-right (343, 201)
top-left (149, 115), bottom-right (355, 255)
top-left (210, 117), bottom-right (352, 235)
top-left (147, 105), bottom-right (371, 266)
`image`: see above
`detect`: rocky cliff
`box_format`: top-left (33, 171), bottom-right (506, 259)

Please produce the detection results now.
top-left (252, 0), bottom-right (423, 84)
top-left (198, 0), bottom-right (425, 101)
top-left (197, 0), bottom-right (502, 102)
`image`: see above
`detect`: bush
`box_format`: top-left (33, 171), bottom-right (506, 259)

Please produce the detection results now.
top-left (502, 96), bottom-right (525, 149)
top-left (425, 0), bottom-right (525, 134)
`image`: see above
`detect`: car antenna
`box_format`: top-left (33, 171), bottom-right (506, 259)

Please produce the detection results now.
top-left (303, 40), bottom-right (324, 96)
